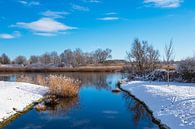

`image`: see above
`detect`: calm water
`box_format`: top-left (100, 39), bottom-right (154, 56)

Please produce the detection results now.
top-left (1, 73), bottom-right (159, 129)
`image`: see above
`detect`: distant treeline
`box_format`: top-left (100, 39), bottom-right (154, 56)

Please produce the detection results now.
top-left (0, 48), bottom-right (112, 67)
top-left (0, 38), bottom-right (194, 82)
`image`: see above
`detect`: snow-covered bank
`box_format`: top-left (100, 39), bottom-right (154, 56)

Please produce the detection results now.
top-left (121, 81), bottom-right (195, 129)
top-left (0, 81), bottom-right (48, 123)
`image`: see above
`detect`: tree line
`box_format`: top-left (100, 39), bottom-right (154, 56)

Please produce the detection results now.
top-left (0, 48), bottom-right (112, 67)
top-left (0, 38), bottom-right (194, 82)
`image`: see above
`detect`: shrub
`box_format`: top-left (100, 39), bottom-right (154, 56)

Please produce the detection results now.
top-left (16, 74), bottom-right (81, 97)
top-left (48, 75), bottom-right (81, 98)
top-left (177, 58), bottom-right (195, 82)
top-left (146, 69), bottom-right (179, 81)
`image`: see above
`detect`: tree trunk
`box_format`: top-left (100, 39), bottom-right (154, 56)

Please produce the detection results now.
top-left (167, 65), bottom-right (170, 86)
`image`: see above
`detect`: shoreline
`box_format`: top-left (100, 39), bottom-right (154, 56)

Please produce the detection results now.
top-left (0, 97), bottom-right (45, 129)
top-left (0, 81), bottom-right (48, 128)
top-left (120, 81), bottom-right (195, 129)
top-left (118, 85), bottom-right (170, 129)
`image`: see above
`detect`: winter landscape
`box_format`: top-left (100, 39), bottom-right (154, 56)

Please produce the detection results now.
top-left (121, 81), bottom-right (195, 129)
top-left (0, 0), bottom-right (195, 129)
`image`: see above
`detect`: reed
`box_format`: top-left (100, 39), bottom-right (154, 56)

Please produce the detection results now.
top-left (48, 75), bottom-right (81, 98)
top-left (36, 75), bottom-right (47, 86)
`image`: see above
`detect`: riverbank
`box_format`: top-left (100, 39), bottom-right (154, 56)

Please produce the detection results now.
top-left (0, 65), bottom-right (123, 73)
top-left (0, 81), bottom-right (48, 127)
top-left (121, 81), bottom-right (195, 129)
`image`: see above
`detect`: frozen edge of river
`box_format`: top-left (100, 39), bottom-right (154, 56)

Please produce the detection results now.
top-left (0, 81), bottom-right (48, 126)
top-left (121, 81), bottom-right (195, 129)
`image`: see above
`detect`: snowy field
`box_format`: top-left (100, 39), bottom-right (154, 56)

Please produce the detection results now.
top-left (121, 81), bottom-right (195, 129)
top-left (0, 81), bottom-right (48, 123)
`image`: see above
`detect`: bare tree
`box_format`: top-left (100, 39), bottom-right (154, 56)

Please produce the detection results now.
top-left (50, 51), bottom-right (60, 64)
top-left (147, 45), bottom-right (160, 72)
top-left (60, 49), bottom-right (74, 67)
top-left (40, 53), bottom-right (51, 64)
top-left (164, 40), bottom-right (175, 86)
top-left (29, 55), bottom-right (39, 64)
top-left (84, 52), bottom-right (95, 64)
top-left (127, 38), bottom-right (159, 75)
top-left (15, 56), bottom-right (27, 65)
top-left (93, 48), bottom-right (112, 63)
top-left (0, 48), bottom-right (113, 67)
top-left (74, 48), bottom-right (85, 66)
top-left (0, 53), bottom-right (11, 64)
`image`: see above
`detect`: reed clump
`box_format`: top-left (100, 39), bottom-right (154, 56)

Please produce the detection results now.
top-left (48, 75), bottom-right (81, 98)
top-left (36, 75), bottom-right (47, 86)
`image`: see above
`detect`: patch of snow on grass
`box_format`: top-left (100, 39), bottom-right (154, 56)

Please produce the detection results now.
top-left (0, 81), bottom-right (48, 122)
top-left (122, 81), bottom-right (195, 129)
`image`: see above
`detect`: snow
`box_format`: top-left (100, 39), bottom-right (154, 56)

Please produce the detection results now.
top-left (121, 81), bottom-right (195, 129)
top-left (0, 64), bottom-right (23, 68)
top-left (0, 81), bottom-right (48, 122)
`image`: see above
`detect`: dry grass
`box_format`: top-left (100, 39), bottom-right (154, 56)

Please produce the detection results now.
top-left (16, 74), bottom-right (81, 98)
top-left (0, 65), bottom-right (124, 73)
top-left (36, 75), bottom-right (47, 86)
top-left (161, 65), bottom-right (176, 71)
top-left (48, 75), bottom-right (81, 98)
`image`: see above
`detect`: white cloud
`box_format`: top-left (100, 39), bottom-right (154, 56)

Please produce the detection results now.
top-left (105, 12), bottom-right (118, 15)
top-left (72, 4), bottom-right (89, 11)
top-left (15, 18), bottom-right (76, 36)
top-left (34, 32), bottom-right (67, 37)
top-left (41, 10), bottom-right (69, 19)
top-left (0, 31), bottom-right (21, 39)
top-left (18, 0), bottom-right (40, 6)
top-left (18, 0), bottom-right (27, 5)
top-left (0, 34), bottom-right (15, 39)
top-left (97, 17), bottom-right (120, 21)
top-left (144, 0), bottom-right (182, 8)
top-left (34, 32), bottom-right (57, 37)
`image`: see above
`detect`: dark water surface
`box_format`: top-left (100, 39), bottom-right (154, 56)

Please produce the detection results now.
top-left (1, 73), bottom-right (159, 129)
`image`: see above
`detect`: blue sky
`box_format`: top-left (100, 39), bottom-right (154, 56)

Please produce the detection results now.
top-left (0, 0), bottom-right (195, 60)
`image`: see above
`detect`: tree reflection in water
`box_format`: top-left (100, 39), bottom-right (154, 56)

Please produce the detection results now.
top-left (54, 72), bottom-right (111, 90)
top-left (14, 73), bottom-right (114, 116)
top-left (46, 97), bottom-right (80, 116)
top-left (122, 93), bottom-right (152, 126)
top-left (16, 74), bottom-right (48, 85)
top-left (14, 72), bottom-right (112, 90)
top-left (1, 73), bottom-right (160, 129)
top-left (0, 74), bottom-right (15, 81)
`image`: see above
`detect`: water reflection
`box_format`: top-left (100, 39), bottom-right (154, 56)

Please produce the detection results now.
top-left (16, 74), bottom-right (48, 86)
top-left (0, 74), bottom-right (15, 81)
top-left (122, 93), bottom-right (152, 126)
top-left (1, 73), bottom-right (159, 129)
top-left (46, 97), bottom-right (79, 116)
top-left (0, 72), bottom-right (121, 90)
